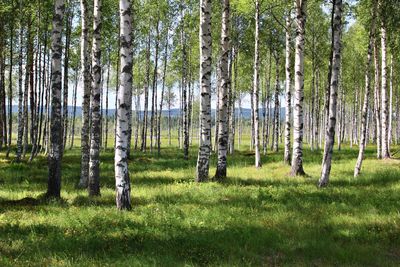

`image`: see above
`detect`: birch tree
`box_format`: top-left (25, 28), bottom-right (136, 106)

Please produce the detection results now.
top-left (196, 0), bottom-right (212, 182)
top-left (215, 0), bottom-right (230, 180)
top-left (6, 12), bottom-right (13, 158)
top-left (62, 2), bottom-right (72, 152)
top-left (88, 0), bottom-right (102, 196)
top-left (354, 1), bottom-right (377, 177)
top-left (16, 14), bottom-right (24, 162)
top-left (284, 12), bottom-right (292, 164)
top-left (47, 0), bottom-right (65, 198)
top-left (373, 36), bottom-right (381, 159)
top-left (319, 0), bottom-right (343, 187)
top-left (291, 0), bottom-right (307, 176)
top-left (115, 0), bottom-right (133, 210)
top-left (79, 0), bottom-right (91, 187)
top-left (272, 53), bottom-right (280, 153)
top-left (380, 4), bottom-right (390, 159)
top-left (253, 0), bottom-right (261, 168)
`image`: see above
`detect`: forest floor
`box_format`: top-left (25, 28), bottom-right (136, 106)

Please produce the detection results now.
top-left (0, 141), bottom-right (399, 266)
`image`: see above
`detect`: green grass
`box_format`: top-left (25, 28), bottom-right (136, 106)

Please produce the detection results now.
top-left (0, 140), bottom-right (399, 266)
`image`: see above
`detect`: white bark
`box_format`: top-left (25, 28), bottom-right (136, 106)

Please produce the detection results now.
top-left (79, 0), bottom-right (91, 187)
top-left (16, 20), bottom-right (24, 162)
top-left (373, 38), bottom-right (382, 159)
top-left (47, 0), bottom-right (65, 198)
top-left (196, 0), bottom-right (212, 182)
top-left (319, 0), bottom-right (343, 187)
top-left (88, 0), bottom-right (102, 196)
top-left (291, 0), bottom-right (307, 176)
top-left (354, 4), bottom-right (376, 177)
top-left (253, 0), bottom-right (261, 168)
top-left (115, 0), bottom-right (133, 210)
top-left (273, 54), bottom-right (280, 153)
top-left (215, 0), bottom-right (230, 179)
top-left (380, 21), bottom-right (390, 158)
top-left (284, 13), bottom-right (292, 164)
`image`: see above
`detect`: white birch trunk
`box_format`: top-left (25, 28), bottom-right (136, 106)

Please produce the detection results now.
top-left (215, 0), bottom-right (230, 179)
top-left (354, 3), bottom-right (376, 177)
top-left (16, 20), bottom-right (24, 162)
top-left (196, 0), bottom-right (212, 182)
top-left (319, 0), bottom-right (343, 187)
top-left (273, 54), bottom-right (280, 153)
top-left (373, 38), bottom-right (382, 159)
top-left (79, 0), bottom-right (91, 187)
top-left (115, 0), bottom-right (133, 210)
top-left (291, 0), bottom-right (307, 176)
top-left (47, 0), bottom-right (65, 198)
top-left (380, 20), bottom-right (389, 158)
top-left (388, 55), bottom-right (393, 147)
top-left (88, 0), bottom-right (102, 196)
top-left (253, 0), bottom-right (261, 168)
top-left (284, 13), bottom-right (292, 164)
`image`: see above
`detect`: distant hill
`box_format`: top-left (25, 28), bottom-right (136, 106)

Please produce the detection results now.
top-left (10, 105), bottom-right (286, 120)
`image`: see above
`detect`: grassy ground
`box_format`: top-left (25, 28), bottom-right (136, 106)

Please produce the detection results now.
top-left (0, 140), bottom-right (399, 266)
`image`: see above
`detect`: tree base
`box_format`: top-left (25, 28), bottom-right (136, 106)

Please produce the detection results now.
top-left (290, 166), bottom-right (306, 177)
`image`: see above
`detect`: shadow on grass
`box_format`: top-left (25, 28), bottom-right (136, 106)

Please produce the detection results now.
top-left (0, 208), bottom-right (398, 266)
top-left (70, 195), bottom-right (149, 207)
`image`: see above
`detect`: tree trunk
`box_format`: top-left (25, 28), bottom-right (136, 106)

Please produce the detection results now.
top-left (47, 0), bottom-right (65, 198)
top-left (43, 53), bottom-right (51, 155)
top-left (284, 13), bottom-right (292, 164)
top-left (354, 13), bottom-right (375, 176)
top-left (215, 0), bottom-right (230, 179)
top-left (150, 18), bottom-right (160, 152)
top-left (38, 30), bottom-right (48, 154)
top-left (157, 29), bottom-right (169, 155)
top-left (141, 32), bottom-right (150, 152)
top-left (396, 88), bottom-right (400, 144)
top-left (253, 0), bottom-right (261, 167)
top-left (62, 2), bottom-right (72, 152)
top-left (113, 27), bottom-right (120, 149)
top-left (238, 92), bottom-right (242, 148)
top-left (104, 51), bottom-right (110, 150)
top-left (380, 20), bottom-right (389, 158)
top-left (319, 0), bottom-right (343, 187)
top-left (373, 37), bottom-right (381, 159)
top-left (310, 34), bottom-right (316, 151)
top-left (315, 70), bottom-right (320, 150)
top-left (22, 23), bottom-right (32, 159)
top-left (388, 55), bottom-right (393, 148)
top-left (79, 0), bottom-right (91, 187)
top-left (229, 50), bottom-right (237, 155)
top-left (168, 86), bottom-right (171, 146)
top-left (196, 0), bottom-right (212, 181)
top-left (88, 0), bottom-right (102, 196)
top-left (115, 0), bottom-right (133, 210)
top-left (291, 0), bottom-right (307, 176)
top-left (133, 93), bottom-right (140, 150)
top-left (69, 69), bottom-right (78, 149)
top-left (181, 7), bottom-right (189, 160)
top-left (214, 71), bottom-right (219, 152)
top-left (0, 44), bottom-right (5, 150)
top-left (337, 77), bottom-right (343, 151)
top-left (273, 53), bottom-right (280, 153)
top-left (6, 16), bottom-right (14, 158)
top-left (350, 89), bottom-right (357, 148)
